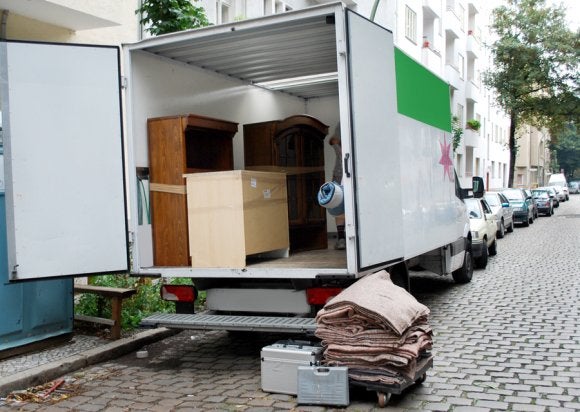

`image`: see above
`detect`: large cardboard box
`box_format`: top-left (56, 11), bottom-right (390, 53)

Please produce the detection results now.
top-left (186, 170), bottom-right (289, 268)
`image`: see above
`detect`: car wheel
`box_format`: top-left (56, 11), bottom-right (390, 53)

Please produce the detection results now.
top-left (497, 220), bottom-right (505, 239)
top-left (453, 249), bottom-right (473, 283)
top-left (474, 242), bottom-right (488, 269)
top-left (489, 239), bottom-right (497, 256)
top-left (529, 214), bottom-right (534, 224)
top-left (507, 221), bottom-right (514, 233)
top-left (523, 218), bottom-right (530, 227)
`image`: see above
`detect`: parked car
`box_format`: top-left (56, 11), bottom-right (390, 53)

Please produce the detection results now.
top-left (464, 197), bottom-right (498, 269)
top-left (539, 186), bottom-right (560, 208)
top-left (484, 191), bottom-right (514, 238)
top-left (531, 189), bottom-right (554, 216)
top-left (552, 185), bottom-right (566, 203)
top-left (568, 181), bottom-right (579, 195)
top-left (502, 188), bottom-right (534, 226)
top-left (523, 189), bottom-right (538, 219)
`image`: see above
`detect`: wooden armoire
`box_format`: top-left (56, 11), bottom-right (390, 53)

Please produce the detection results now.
top-left (243, 115), bottom-right (329, 252)
top-left (148, 114), bottom-right (238, 266)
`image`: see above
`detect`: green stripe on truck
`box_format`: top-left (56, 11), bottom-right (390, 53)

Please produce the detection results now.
top-left (394, 48), bottom-right (452, 133)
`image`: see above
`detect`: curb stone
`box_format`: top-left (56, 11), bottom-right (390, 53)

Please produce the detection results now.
top-left (0, 327), bottom-right (178, 396)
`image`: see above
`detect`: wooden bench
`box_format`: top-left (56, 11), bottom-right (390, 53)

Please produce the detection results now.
top-left (74, 285), bottom-right (137, 340)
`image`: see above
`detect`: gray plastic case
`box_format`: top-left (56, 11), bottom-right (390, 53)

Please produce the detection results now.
top-left (297, 366), bottom-right (349, 406)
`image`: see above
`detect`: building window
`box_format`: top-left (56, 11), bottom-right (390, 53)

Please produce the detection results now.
top-left (264, 0), bottom-right (273, 15)
top-left (456, 153), bottom-right (463, 177)
top-left (458, 54), bottom-right (465, 79)
top-left (456, 103), bottom-right (464, 127)
top-left (458, 4), bottom-right (465, 31)
top-left (405, 6), bottom-right (417, 44)
top-left (216, 1), bottom-right (231, 24)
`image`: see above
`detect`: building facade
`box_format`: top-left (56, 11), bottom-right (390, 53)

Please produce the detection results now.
top-left (514, 125), bottom-right (551, 189)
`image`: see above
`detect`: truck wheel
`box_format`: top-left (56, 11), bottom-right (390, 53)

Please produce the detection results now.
top-left (497, 220), bottom-right (505, 239)
top-left (453, 250), bottom-right (473, 283)
top-left (474, 244), bottom-right (488, 269)
top-left (489, 240), bottom-right (497, 256)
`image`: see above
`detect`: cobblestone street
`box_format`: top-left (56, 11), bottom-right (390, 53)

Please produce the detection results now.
top-left (2, 196), bottom-right (579, 411)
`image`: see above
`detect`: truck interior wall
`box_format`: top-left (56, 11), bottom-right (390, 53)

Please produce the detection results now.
top-left (304, 96), bottom-right (340, 233)
top-left (129, 52), bottom-right (343, 265)
top-left (130, 51), bottom-right (306, 169)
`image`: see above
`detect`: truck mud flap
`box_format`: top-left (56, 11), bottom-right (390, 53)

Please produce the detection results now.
top-left (140, 313), bottom-right (317, 334)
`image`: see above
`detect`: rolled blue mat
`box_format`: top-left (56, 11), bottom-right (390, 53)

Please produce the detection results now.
top-left (318, 181), bottom-right (344, 216)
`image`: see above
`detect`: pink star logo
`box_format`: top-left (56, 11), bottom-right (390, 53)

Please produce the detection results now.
top-left (439, 137), bottom-right (454, 181)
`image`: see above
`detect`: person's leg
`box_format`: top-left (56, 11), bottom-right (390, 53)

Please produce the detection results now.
top-left (335, 214), bottom-right (345, 250)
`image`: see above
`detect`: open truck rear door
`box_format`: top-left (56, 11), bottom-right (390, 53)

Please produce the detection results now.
top-left (0, 41), bottom-right (129, 280)
top-left (344, 10), bottom-right (404, 273)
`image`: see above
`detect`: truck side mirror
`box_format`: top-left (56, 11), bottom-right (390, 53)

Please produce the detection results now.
top-left (472, 177), bottom-right (484, 198)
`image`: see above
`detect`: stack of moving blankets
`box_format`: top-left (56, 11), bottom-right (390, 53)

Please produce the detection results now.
top-left (315, 270), bottom-right (433, 386)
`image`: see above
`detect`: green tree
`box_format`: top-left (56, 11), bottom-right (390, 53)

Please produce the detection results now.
top-left (551, 123), bottom-right (580, 179)
top-left (483, 0), bottom-right (580, 187)
top-left (136, 0), bottom-right (210, 36)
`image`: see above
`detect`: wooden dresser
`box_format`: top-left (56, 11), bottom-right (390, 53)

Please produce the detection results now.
top-left (243, 115), bottom-right (328, 252)
top-left (148, 114), bottom-right (238, 266)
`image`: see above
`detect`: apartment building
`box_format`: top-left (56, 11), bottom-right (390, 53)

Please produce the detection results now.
top-left (1, 0), bottom-right (510, 190)
top-left (514, 125), bottom-right (551, 189)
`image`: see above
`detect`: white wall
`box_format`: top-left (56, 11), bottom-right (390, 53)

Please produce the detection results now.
top-left (129, 51), bottom-right (312, 170)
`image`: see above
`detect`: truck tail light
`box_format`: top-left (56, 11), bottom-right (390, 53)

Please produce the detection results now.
top-left (306, 287), bottom-right (343, 305)
top-left (161, 285), bottom-right (196, 302)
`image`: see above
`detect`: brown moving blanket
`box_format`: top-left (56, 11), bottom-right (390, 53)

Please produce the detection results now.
top-left (314, 270), bottom-right (433, 385)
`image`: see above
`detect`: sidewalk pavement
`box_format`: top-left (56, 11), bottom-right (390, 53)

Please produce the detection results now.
top-left (0, 327), bottom-right (177, 397)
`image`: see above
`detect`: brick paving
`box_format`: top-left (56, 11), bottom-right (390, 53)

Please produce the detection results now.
top-left (1, 196), bottom-right (579, 411)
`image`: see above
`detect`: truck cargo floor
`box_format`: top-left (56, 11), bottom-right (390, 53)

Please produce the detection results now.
top-left (246, 248), bottom-right (346, 269)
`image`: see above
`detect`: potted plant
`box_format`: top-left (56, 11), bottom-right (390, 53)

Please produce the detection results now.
top-left (422, 37), bottom-right (430, 48)
top-left (466, 119), bottom-right (481, 131)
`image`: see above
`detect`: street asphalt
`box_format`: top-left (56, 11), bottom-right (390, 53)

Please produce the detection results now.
top-left (0, 195), bottom-right (579, 411)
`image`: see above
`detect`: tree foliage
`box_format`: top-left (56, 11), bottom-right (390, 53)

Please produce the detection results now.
top-left (483, 0), bottom-right (580, 186)
top-left (551, 123), bottom-right (580, 179)
top-left (136, 0), bottom-right (210, 36)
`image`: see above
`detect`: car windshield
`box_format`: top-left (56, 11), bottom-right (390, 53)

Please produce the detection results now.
top-left (484, 194), bottom-right (500, 206)
top-left (535, 193), bottom-right (549, 199)
top-left (503, 189), bottom-right (524, 201)
top-left (532, 190), bottom-right (547, 197)
top-left (465, 199), bottom-right (482, 219)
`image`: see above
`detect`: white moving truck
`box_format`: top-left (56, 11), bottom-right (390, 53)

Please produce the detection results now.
top-left (0, 3), bottom-right (482, 334)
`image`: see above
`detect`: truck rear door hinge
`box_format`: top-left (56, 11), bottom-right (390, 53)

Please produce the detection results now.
top-left (121, 76), bottom-right (128, 89)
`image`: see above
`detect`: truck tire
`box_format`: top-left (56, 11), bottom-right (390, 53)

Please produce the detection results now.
top-left (474, 243), bottom-right (488, 269)
top-left (389, 262), bottom-right (410, 291)
top-left (452, 250), bottom-right (473, 283)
